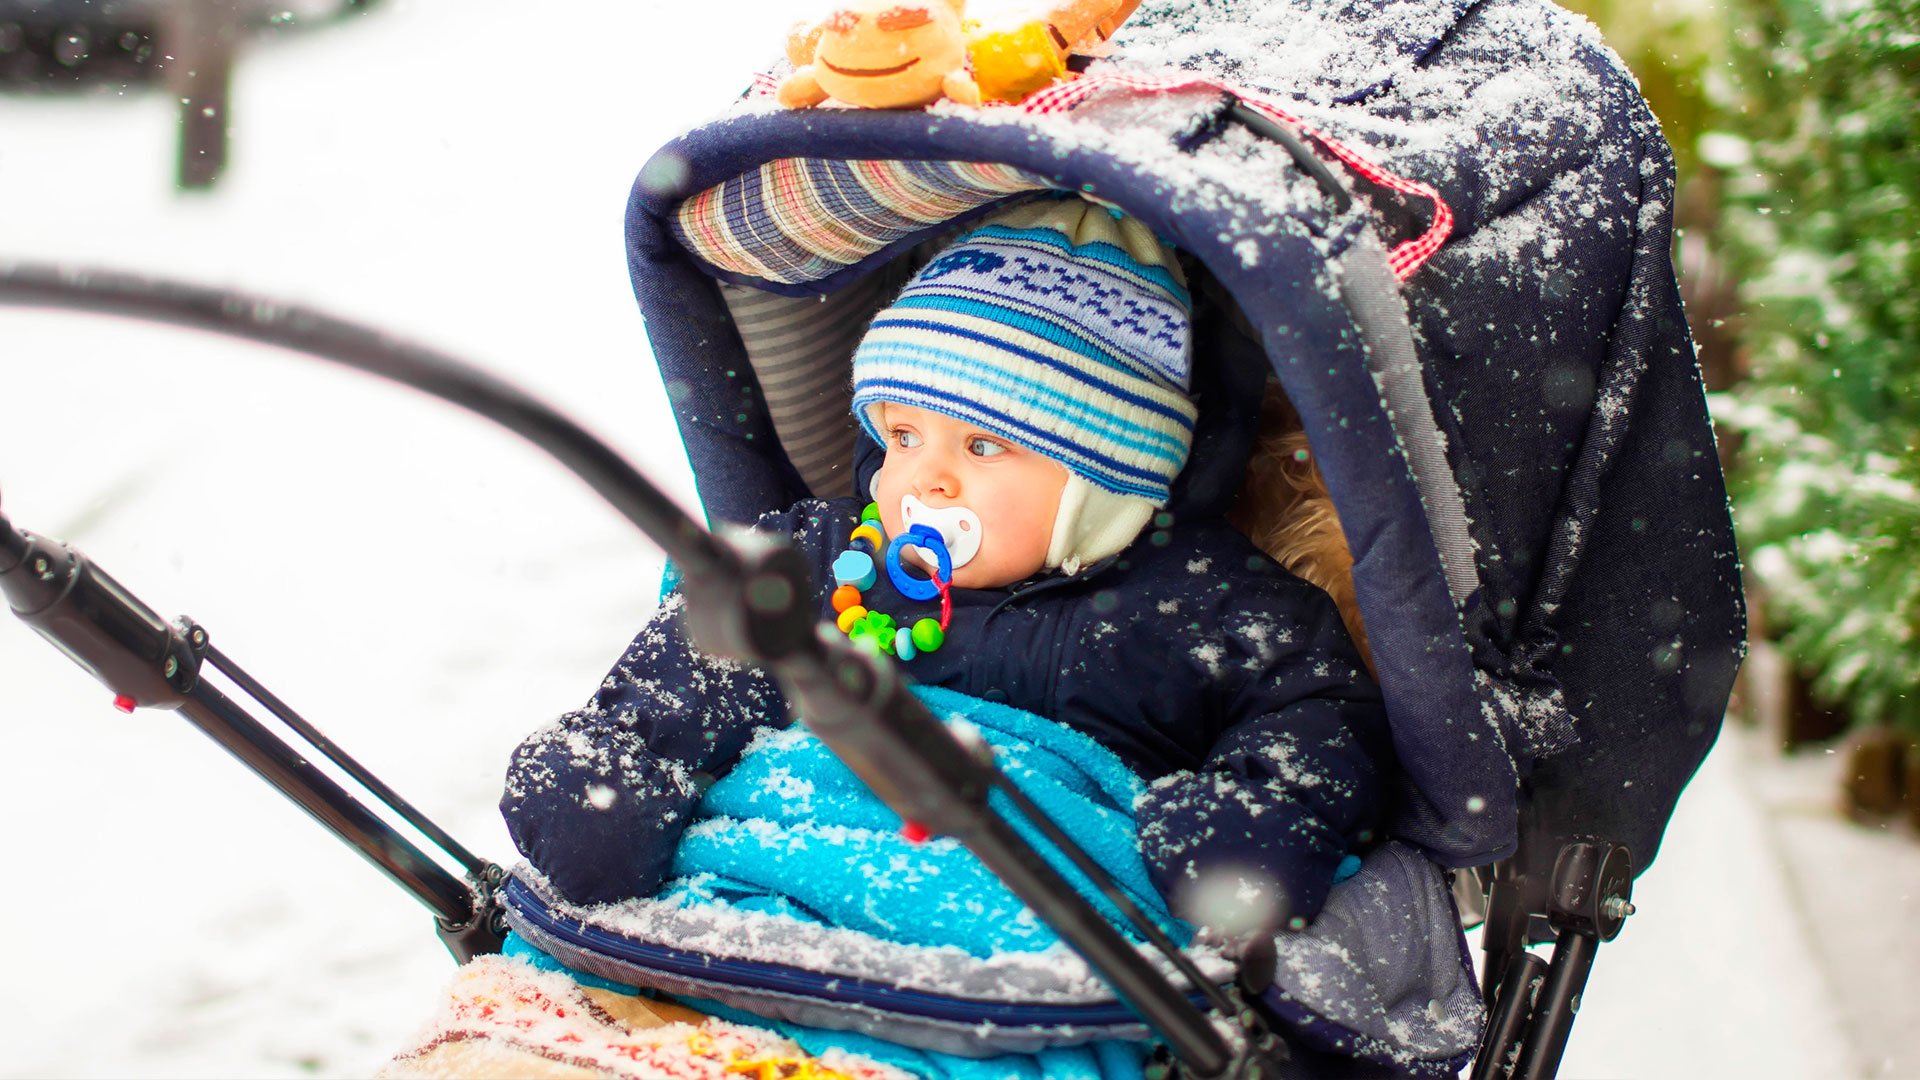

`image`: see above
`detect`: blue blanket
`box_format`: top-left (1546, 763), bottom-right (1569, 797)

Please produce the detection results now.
top-left (662, 684), bottom-right (1186, 957)
top-left (661, 684), bottom-right (1187, 1077)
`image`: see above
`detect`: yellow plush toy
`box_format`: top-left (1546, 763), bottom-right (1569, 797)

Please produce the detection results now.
top-left (968, 0), bottom-right (1144, 104)
top-left (776, 0), bottom-right (1145, 110)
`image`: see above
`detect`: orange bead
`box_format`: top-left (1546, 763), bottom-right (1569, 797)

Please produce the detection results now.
top-left (832, 584), bottom-right (862, 613)
top-left (836, 605), bottom-right (868, 633)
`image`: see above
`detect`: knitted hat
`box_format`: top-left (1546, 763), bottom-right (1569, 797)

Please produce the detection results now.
top-left (851, 197), bottom-right (1196, 570)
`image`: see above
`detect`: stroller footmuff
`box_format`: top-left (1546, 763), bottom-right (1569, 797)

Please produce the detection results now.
top-left (500, 0), bottom-right (1742, 1072)
top-left (503, 686), bottom-right (1482, 1076)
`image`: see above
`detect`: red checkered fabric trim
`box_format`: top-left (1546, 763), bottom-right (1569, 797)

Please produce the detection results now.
top-left (1023, 72), bottom-right (1451, 279)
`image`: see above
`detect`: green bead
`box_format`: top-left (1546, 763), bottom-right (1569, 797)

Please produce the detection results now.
top-left (847, 624), bottom-right (886, 655)
top-left (851, 610), bottom-right (900, 657)
top-left (860, 501), bottom-right (881, 523)
top-left (911, 618), bottom-right (944, 653)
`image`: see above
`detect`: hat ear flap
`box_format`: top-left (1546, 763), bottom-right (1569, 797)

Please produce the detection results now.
top-left (1046, 475), bottom-right (1158, 573)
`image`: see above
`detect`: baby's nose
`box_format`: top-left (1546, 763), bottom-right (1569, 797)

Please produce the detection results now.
top-left (914, 459), bottom-right (959, 497)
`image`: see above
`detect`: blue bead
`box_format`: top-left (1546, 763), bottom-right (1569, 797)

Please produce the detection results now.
top-left (894, 626), bottom-right (916, 661)
top-left (833, 550), bottom-right (877, 591)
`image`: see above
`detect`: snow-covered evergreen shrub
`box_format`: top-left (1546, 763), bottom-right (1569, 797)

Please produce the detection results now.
top-left (1708, 0), bottom-right (1919, 732)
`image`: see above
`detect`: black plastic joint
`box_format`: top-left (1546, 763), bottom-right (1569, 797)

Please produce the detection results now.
top-left (1546, 840), bottom-right (1633, 942)
top-left (679, 527), bottom-right (817, 666)
top-left (1, 529), bottom-right (200, 709)
top-left (435, 862), bottom-right (509, 964)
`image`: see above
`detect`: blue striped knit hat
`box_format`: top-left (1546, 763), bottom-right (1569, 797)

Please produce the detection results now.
top-left (851, 198), bottom-right (1195, 566)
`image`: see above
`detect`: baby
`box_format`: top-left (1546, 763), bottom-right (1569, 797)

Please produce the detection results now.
top-left (503, 197), bottom-right (1391, 930)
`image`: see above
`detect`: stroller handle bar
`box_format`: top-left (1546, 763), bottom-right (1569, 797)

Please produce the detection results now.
top-left (0, 262), bottom-right (728, 588)
top-left (0, 261), bottom-right (1293, 1077)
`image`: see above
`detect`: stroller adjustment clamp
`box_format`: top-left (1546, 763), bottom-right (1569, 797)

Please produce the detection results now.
top-left (1473, 839), bottom-right (1635, 1080)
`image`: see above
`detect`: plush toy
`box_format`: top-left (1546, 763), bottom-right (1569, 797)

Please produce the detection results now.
top-left (778, 0), bottom-right (982, 110)
top-left (777, 0), bottom-right (1146, 110)
top-left (968, 0), bottom-right (1144, 104)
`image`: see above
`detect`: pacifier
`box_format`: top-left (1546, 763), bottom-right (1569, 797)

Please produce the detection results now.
top-left (899, 494), bottom-right (980, 569)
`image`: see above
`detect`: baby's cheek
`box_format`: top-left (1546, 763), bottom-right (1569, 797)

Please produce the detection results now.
top-left (974, 502), bottom-right (1039, 574)
top-left (1016, 515), bottom-right (1053, 565)
top-left (872, 463), bottom-right (906, 539)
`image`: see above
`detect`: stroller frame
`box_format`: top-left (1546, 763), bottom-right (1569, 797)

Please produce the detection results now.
top-left (4, 262), bottom-right (1636, 1079)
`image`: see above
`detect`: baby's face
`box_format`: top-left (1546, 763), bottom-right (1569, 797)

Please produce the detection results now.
top-left (872, 402), bottom-right (1067, 589)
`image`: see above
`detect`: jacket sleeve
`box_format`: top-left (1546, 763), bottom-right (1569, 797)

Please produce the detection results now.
top-left (500, 502), bottom-right (839, 906)
top-left (1133, 570), bottom-right (1393, 930)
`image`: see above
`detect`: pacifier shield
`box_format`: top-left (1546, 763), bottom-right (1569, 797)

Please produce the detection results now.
top-left (899, 494), bottom-right (980, 569)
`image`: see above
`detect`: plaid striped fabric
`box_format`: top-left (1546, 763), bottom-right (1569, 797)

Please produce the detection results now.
top-left (852, 199), bottom-right (1197, 504)
top-left (673, 158), bottom-right (1051, 285)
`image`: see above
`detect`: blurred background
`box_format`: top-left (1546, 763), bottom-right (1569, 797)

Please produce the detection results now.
top-left (0, 0), bottom-right (1913, 1076)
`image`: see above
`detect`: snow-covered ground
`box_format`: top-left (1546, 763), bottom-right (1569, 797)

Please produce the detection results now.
top-left (0, 2), bottom-right (1897, 1076)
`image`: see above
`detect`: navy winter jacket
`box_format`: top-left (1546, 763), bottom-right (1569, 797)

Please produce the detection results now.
top-left (502, 496), bottom-right (1392, 927)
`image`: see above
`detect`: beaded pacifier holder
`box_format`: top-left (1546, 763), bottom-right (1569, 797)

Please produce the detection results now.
top-left (829, 503), bottom-right (952, 662)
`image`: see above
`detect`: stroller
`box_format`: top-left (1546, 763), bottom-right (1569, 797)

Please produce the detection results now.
top-left (0, 0), bottom-right (1742, 1075)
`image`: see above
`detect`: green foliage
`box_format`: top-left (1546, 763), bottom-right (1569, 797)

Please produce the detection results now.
top-left (1708, 0), bottom-right (1920, 731)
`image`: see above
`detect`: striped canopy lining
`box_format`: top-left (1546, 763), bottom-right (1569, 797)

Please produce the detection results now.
top-left (676, 157), bottom-right (1057, 499)
top-left (717, 274), bottom-right (894, 500)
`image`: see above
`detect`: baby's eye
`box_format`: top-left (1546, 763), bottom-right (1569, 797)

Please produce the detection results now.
top-left (968, 436), bottom-right (1007, 457)
top-left (892, 428), bottom-right (923, 449)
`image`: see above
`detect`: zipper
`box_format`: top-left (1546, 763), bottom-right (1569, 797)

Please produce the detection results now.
top-left (504, 876), bottom-right (1203, 1028)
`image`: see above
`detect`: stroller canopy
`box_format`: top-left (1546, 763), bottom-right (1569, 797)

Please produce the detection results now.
top-left (623, 0), bottom-right (1744, 883)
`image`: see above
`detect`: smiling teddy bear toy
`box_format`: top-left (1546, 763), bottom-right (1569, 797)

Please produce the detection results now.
top-left (778, 0), bottom-right (982, 110)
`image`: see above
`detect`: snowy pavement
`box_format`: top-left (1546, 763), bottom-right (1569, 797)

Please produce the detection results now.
top-left (1732, 643), bottom-right (1920, 1080)
top-left (0, 2), bottom-right (1904, 1076)
top-left (1550, 726), bottom-right (1859, 1079)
